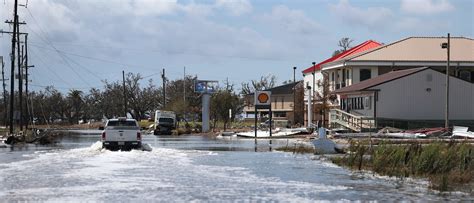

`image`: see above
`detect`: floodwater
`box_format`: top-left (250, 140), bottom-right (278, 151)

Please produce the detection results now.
top-left (0, 132), bottom-right (472, 202)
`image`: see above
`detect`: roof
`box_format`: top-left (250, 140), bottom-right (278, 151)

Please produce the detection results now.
top-left (302, 40), bottom-right (382, 74)
top-left (323, 37), bottom-right (474, 68)
top-left (247, 81), bottom-right (302, 96)
top-left (332, 67), bottom-right (428, 94)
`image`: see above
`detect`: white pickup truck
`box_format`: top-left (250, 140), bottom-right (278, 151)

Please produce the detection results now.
top-left (101, 118), bottom-right (141, 150)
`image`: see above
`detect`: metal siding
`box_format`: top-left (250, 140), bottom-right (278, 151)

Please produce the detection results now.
top-left (375, 69), bottom-right (473, 120)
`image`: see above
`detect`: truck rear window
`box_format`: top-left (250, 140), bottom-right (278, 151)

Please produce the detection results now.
top-left (159, 118), bottom-right (174, 124)
top-left (106, 120), bottom-right (139, 129)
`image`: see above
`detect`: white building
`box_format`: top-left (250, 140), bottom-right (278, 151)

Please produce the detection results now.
top-left (322, 37), bottom-right (474, 93)
top-left (301, 40), bottom-right (382, 126)
top-left (331, 67), bottom-right (474, 131)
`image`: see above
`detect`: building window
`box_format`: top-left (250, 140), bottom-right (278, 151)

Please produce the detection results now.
top-left (331, 72), bottom-right (335, 81)
top-left (342, 69), bottom-right (346, 87)
top-left (360, 69), bottom-right (371, 82)
top-left (346, 97), bottom-right (365, 110)
top-left (274, 112), bottom-right (287, 118)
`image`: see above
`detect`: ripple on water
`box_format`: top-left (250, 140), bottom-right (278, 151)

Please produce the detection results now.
top-left (0, 141), bottom-right (350, 202)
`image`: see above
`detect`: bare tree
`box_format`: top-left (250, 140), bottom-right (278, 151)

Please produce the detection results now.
top-left (333, 37), bottom-right (354, 56)
top-left (314, 75), bottom-right (337, 127)
top-left (240, 74), bottom-right (276, 95)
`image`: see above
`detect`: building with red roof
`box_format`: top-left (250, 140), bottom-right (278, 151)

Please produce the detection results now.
top-left (302, 40), bottom-right (382, 74)
top-left (302, 40), bottom-right (382, 126)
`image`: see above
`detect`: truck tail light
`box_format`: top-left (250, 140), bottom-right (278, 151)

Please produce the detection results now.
top-left (137, 132), bottom-right (141, 141)
top-left (102, 132), bottom-right (106, 140)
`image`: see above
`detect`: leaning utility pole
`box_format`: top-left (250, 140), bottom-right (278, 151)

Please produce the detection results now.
top-left (8, 0), bottom-right (19, 134)
top-left (162, 68), bottom-right (166, 109)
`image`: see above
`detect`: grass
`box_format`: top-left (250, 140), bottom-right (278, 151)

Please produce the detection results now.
top-left (275, 143), bottom-right (315, 154)
top-left (332, 140), bottom-right (474, 192)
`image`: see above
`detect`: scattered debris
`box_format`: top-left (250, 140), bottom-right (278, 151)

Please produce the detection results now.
top-left (452, 126), bottom-right (474, 139)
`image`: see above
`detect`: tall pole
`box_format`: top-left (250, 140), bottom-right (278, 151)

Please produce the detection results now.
top-left (312, 62), bottom-right (316, 127)
top-left (24, 34), bottom-right (30, 130)
top-left (1, 56), bottom-right (6, 127)
top-left (9, 0), bottom-right (18, 134)
top-left (17, 14), bottom-right (22, 130)
top-left (183, 66), bottom-right (186, 105)
top-left (293, 66), bottom-right (296, 126)
top-left (445, 33), bottom-right (450, 129)
top-left (307, 86), bottom-right (312, 128)
top-left (19, 43), bottom-right (24, 131)
top-left (162, 68), bottom-right (166, 109)
top-left (122, 70), bottom-right (127, 117)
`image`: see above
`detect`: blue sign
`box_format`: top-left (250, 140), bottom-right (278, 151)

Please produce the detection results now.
top-left (194, 80), bottom-right (218, 93)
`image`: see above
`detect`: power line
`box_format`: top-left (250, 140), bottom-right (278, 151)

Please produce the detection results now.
top-left (29, 84), bottom-right (100, 90)
top-left (24, 9), bottom-right (94, 87)
top-left (28, 48), bottom-right (74, 87)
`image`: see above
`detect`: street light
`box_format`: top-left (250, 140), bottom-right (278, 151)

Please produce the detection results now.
top-left (440, 33), bottom-right (450, 129)
top-left (293, 66), bottom-right (296, 126)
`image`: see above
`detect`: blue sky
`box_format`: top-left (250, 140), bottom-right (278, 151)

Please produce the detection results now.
top-left (0, 0), bottom-right (473, 92)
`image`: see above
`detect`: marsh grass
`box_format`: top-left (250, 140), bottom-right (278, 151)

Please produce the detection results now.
top-left (332, 140), bottom-right (474, 192)
top-left (275, 144), bottom-right (316, 154)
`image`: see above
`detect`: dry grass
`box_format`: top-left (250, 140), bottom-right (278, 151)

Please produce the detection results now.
top-left (332, 140), bottom-right (474, 192)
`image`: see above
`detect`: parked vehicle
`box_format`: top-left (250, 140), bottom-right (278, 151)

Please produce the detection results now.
top-left (154, 110), bottom-right (176, 135)
top-left (102, 117), bottom-right (141, 150)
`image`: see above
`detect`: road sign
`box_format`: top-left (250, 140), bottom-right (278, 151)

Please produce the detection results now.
top-left (195, 80), bottom-right (218, 94)
top-left (255, 91), bottom-right (271, 106)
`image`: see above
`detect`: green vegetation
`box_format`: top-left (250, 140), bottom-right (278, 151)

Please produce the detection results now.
top-left (332, 140), bottom-right (474, 192)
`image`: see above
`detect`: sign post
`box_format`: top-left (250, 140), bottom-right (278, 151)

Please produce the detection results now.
top-left (254, 91), bottom-right (272, 138)
top-left (195, 80), bottom-right (218, 133)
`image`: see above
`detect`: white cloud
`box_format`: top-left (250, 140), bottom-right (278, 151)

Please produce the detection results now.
top-left (401, 0), bottom-right (454, 15)
top-left (261, 5), bottom-right (321, 35)
top-left (132, 0), bottom-right (180, 16)
top-left (394, 17), bottom-right (449, 33)
top-left (215, 0), bottom-right (252, 16)
top-left (329, 0), bottom-right (393, 30)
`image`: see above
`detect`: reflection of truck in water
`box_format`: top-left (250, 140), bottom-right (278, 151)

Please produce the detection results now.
top-left (154, 110), bottom-right (176, 135)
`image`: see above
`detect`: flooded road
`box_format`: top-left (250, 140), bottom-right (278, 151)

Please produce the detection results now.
top-left (0, 132), bottom-right (472, 201)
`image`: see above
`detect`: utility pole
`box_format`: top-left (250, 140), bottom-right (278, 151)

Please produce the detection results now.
top-left (24, 34), bottom-right (33, 130)
top-left (441, 33), bottom-right (451, 129)
top-left (122, 70), bottom-right (127, 117)
top-left (19, 43), bottom-right (23, 131)
top-left (162, 68), bottom-right (166, 109)
top-left (0, 56), bottom-right (7, 127)
top-left (312, 62), bottom-right (316, 127)
top-left (183, 66), bottom-right (186, 105)
top-left (226, 77), bottom-right (229, 90)
top-left (8, 0), bottom-right (19, 134)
